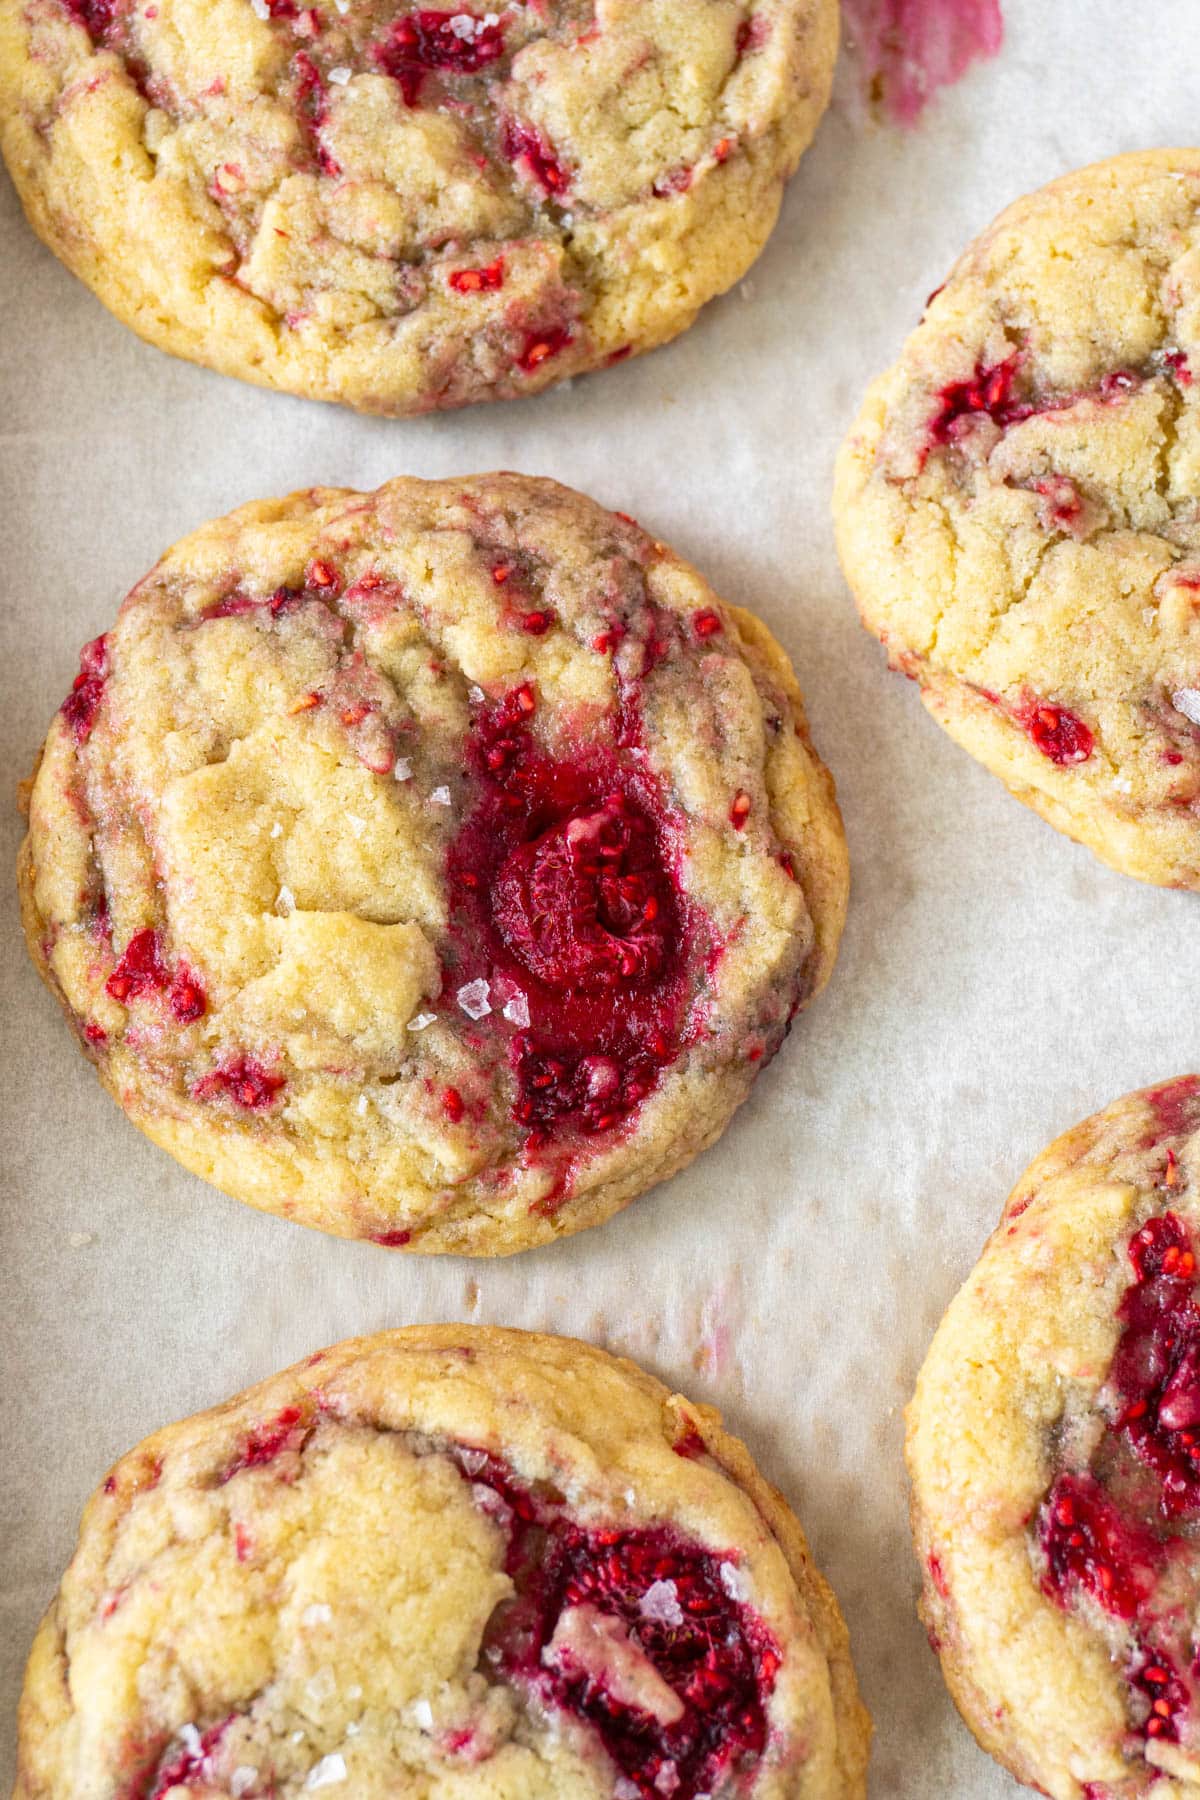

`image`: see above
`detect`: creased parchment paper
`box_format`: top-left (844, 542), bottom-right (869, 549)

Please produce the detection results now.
top-left (1, 4), bottom-right (1195, 1792)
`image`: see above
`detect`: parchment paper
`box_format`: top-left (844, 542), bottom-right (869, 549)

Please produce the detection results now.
top-left (2, 5), bottom-right (1195, 1791)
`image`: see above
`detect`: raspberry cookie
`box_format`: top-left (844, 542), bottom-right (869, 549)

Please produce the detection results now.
top-left (907, 1076), bottom-right (1200, 1799)
top-left (14, 1326), bottom-right (871, 1800)
top-left (0, 0), bottom-right (837, 414)
top-left (835, 149), bottom-right (1200, 889)
top-left (18, 472), bottom-right (847, 1254)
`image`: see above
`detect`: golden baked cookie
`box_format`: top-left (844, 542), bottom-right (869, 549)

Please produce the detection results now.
top-left (0, 0), bottom-right (837, 413)
top-left (835, 149), bottom-right (1200, 890)
top-left (14, 1325), bottom-right (871, 1799)
top-left (18, 472), bottom-right (848, 1254)
top-left (907, 1076), bottom-right (1200, 1799)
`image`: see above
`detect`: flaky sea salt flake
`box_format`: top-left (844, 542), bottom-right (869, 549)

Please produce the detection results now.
top-left (430, 786), bottom-right (452, 807)
top-left (393, 756), bottom-right (413, 781)
top-left (457, 978), bottom-right (492, 1020)
top-left (412, 1697), bottom-right (435, 1731)
top-left (718, 1560), bottom-right (747, 1601)
top-left (502, 991), bottom-right (530, 1028)
top-left (306, 1666), bottom-right (335, 1704)
top-left (639, 1578), bottom-right (683, 1628)
top-left (408, 1011), bottom-right (437, 1031)
top-left (276, 884), bottom-right (295, 915)
top-left (231, 1770), bottom-right (258, 1798)
top-left (328, 63), bottom-right (351, 82)
top-left (1173, 687), bottom-right (1200, 726)
top-left (306, 1754), bottom-right (347, 1789)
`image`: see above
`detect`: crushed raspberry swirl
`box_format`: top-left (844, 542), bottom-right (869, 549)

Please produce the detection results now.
top-left (455, 1449), bottom-right (780, 1799)
top-left (447, 683), bottom-right (702, 1167)
top-left (127, 1439), bottom-right (781, 1800)
top-left (1035, 1206), bottom-right (1200, 1754)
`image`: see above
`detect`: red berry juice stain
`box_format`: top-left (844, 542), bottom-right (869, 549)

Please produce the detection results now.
top-left (375, 9), bottom-right (505, 105)
top-left (61, 636), bottom-right (109, 743)
top-left (193, 1056), bottom-right (285, 1110)
top-left (501, 118), bottom-right (570, 195)
top-left (842, 0), bottom-right (1003, 126)
top-left (106, 929), bottom-right (208, 1023)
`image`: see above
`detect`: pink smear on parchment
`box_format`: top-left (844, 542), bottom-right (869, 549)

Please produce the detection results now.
top-left (842, 0), bottom-right (1003, 125)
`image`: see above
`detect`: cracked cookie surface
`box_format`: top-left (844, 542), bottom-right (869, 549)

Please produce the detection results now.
top-left (907, 1077), bottom-right (1200, 1800)
top-left (0, 0), bottom-right (836, 412)
top-left (13, 1326), bottom-right (871, 1800)
top-left (834, 149), bottom-right (1200, 889)
top-left (18, 472), bottom-right (848, 1254)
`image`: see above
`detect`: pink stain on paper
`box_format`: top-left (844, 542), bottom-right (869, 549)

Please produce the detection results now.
top-left (842, 0), bottom-right (1004, 125)
top-left (693, 1278), bottom-right (742, 1382)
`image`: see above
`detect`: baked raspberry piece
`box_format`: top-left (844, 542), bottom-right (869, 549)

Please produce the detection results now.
top-left (836, 151), bottom-right (1200, 890)
top-left (12, 1327), bottom-right (871, 1800)
top-left (20, 473), bottom-right (848, 1254)
top-left (909, 1077), bottom-right (1200, 1798)
top-left (0, 0), bottom-right (837, 413)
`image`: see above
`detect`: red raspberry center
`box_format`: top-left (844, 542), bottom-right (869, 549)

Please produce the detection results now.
top-left (494, 794), bottom-right (673, 994)
top-left (446, 687), bottom-right (697, 1157)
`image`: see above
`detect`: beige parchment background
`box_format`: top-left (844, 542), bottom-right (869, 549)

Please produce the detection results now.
top-left (1, 3), bottom-right (1195, 1792)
